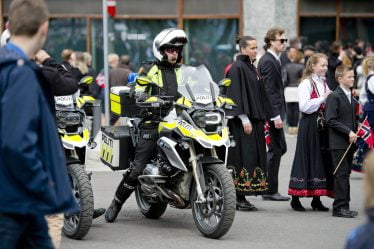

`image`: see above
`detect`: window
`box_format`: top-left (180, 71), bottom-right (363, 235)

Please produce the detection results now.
top-left (300, 17), bottom-right (335, 52)
top-left (44, 18), bottom-right (87, 62)
top-left (184, 19), bottom-right (238, 81)
top-left (91, 19), bottom-right (177, 71)
top-left (340, 18), bottom-right (374, 45)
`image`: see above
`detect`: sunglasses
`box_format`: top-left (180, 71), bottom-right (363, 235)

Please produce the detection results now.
top-left (164, 47), bottom-right (182, 54)
top-left (274, 39), bottom-right (288, 44)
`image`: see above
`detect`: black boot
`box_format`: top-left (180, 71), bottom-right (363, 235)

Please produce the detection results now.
top-left (105, 181), bottom-right (136, 223)
top-left (236, 195), bottom-right (257, 211)
top-left (311, 197), bottom-right (329, 211)
top-left (93, 208), bottom-right (106, 219)
top-left (290, 196), bottom-right (305, 211)
top-left (105, 198), bottom-right (124, 223)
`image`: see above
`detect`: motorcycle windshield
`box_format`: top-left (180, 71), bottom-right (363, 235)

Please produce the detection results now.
top-left (178, 65), bottom-right (219, 105)
top-left (54, 95), bottom-right (75, 110)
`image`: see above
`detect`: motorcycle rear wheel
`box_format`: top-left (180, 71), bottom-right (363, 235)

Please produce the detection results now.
top-left (63, 163), bottom-right (94, 239)
top-left (191, 164), bottom-right (236, 239)
top-left (135, 186), bottom-right (168, 219)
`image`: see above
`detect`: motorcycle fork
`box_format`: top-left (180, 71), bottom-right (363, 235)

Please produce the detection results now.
top-left (189, 143), bottom-right (206, 203)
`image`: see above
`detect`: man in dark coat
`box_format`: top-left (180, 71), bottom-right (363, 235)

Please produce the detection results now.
top-left (35, 49), bottom-right (79, 96)
top-left (109, 55), bottom-right (133, 87)
top-left (0, 0), bottom-right (78, 248)
top-left (258, 27), bottom-right (290, 201)
top-left (327, 41), bottom-right (344, 91)
top-left (226, 36), bottom-right (275, 210)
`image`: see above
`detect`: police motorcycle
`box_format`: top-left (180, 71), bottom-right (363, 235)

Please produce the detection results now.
top-left (55, 76), bottom-right (100, 239)
top-left (101, 65), bottom-right (236, 239)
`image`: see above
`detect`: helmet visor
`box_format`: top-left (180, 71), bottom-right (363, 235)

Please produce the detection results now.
top-left (164, 46), bottom-right (183, 54)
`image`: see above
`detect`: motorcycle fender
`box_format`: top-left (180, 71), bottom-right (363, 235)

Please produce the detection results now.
top-left (65, 156), bottom-right (81, 165)
top-left (199, 156), bottom-right (223, 165)
top-left (196, 156), bottom-right (223, 193)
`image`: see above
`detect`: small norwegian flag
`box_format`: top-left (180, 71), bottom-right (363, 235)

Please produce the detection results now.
top-left (357, 116), bottom-right (374, 149)
top-left (107, 0), bottom-right (116, 17)
top-left (96, 73), bottom-right (105, 89)
top-left (264, 121), bottom-right (271, 145)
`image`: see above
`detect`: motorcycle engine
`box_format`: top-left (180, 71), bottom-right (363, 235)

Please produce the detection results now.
top-left (143, 163), bottom-right (160, 175)
top-left (143, 161), bottom-right (178, 177)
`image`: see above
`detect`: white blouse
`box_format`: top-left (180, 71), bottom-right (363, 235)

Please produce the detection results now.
top-left (298, 74), bottom-right (330, 114)
top-left (359, 71), bottom-right (374, 106)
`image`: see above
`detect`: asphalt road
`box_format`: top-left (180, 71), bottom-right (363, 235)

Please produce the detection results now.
top-left (61, 132), bottom-right (365, 249)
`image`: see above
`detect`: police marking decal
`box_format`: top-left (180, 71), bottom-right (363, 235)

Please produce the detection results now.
top-left (177, 120), bottom-right (193, 131)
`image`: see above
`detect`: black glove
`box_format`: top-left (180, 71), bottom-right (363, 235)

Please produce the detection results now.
top-left (136, 92), bottom-right (149, 102)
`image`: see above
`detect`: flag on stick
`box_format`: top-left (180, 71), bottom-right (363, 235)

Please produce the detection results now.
top-left (357, 116), bottom-right (374, 149)
top-left (264, 121), bottom-right (271, 145)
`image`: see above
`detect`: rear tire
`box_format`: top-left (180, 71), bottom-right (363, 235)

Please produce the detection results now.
top-left (190, 164), bottom-right (236, 239)
top-left (135, 186), bottom-right (167, 219)
top-left (63, 163), bottom-right (94, 240)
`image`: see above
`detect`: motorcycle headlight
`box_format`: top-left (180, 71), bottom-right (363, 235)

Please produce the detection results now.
top-left (56, 111), bottom-right (84, 131)
top-left (192, 111), bottom-right (222, 133)
top-left (191, 110), bottom-right (207, 128)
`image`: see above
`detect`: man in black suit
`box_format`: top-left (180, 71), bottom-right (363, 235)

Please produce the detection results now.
top-left (326, 65), bottom-right (358, 218)
top-left (258, 28), bottom-right (289, 201)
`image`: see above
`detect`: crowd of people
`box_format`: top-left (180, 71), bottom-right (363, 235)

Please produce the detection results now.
top-left (224, 27), bottom-right (374, 246)
top-left (1, 0), bottom-right (374, 248)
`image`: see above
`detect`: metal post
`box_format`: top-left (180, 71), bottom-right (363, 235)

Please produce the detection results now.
top-left (102, 0), bottom-right (110, 126)
top-left (0, 0), bottom-right (3, 33)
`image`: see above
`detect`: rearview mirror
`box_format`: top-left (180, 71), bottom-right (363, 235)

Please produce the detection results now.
top-left (136, 76), bottom-right (153, 86)
top-left (79, 76), bottom-right (94, 85)
top-left (218, 78), bottom-right (231, 87)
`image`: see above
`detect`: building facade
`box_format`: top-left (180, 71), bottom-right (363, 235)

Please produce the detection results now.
top-left (1, 0), bottom-right (373, 80)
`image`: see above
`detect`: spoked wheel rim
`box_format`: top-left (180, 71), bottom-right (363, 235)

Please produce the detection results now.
top-left (193, 170), bottom-right (224, 231)
top-left (137, 187), bottom-right (151, 210)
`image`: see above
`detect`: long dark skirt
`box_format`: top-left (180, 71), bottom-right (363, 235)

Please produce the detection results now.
top-left (227, 118), bottom-right (268, 196)
top-left (288, 113), bottom-right (334, 197)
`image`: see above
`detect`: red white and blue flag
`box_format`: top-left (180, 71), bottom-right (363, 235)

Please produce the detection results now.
top-left (264, 121), bottom-right (271, 145)
top-left (357, 116), bottom-right (374, 149)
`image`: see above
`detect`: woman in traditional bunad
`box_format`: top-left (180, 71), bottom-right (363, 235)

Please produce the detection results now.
top-left (288, 53), bottom-right (334, 211)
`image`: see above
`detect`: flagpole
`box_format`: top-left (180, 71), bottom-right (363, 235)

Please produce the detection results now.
top-left (103, 0), bottom-right (110, 126)
top-left (333, 120), bottom-right (365, 175)
top-left (333, 143), bottom-right (353, 175)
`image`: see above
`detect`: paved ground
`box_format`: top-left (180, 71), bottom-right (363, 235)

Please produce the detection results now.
top-left (61, 131), bottom-right (365, 249)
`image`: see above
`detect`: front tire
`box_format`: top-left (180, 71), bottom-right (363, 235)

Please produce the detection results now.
top-left (63, 163), bottom-right (94, 239)
top-left (191, 164), bottom-right (236, 239)
top-left (135, 186), bottom-right (168, 219)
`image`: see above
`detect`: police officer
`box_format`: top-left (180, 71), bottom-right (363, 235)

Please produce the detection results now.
top-left (105, 28), bottom-right (188, 223)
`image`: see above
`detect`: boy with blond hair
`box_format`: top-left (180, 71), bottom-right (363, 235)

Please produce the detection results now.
top-left (326, 65), bottom-right (358, 218)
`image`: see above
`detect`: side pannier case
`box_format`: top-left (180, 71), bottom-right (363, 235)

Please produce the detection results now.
top-left (110, 86), bottom-right (140, 117)
top-left (100, 126), bottom-right (135, 171)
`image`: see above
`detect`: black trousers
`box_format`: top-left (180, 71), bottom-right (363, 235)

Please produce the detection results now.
top-left (115, 128), bottom-right (158, 201)
top-left (266, 121), bottom-right (287, 194)
top-left (286, 103), bottom-right (299, 127)
top-left (331, 149), bottom-right (353, 210)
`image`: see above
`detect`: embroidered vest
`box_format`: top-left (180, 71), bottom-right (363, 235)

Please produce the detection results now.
top-left (310, 78), bottom-right (327, 112)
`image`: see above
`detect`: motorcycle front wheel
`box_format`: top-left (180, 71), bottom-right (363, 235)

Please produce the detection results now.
top-left (191, 164), bottom-right (236, 239)
top-left (63, 163), bottom-right (94, 239)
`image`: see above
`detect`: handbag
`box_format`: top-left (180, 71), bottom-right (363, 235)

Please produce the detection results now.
top-left (316, 110), bottom-right (327, 131)
top-left (310, 78), bottom-right (327, 131)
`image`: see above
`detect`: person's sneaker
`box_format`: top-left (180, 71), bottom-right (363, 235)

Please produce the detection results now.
top-left (332, 208), bottom-right (356, 218)
top-left (105, 199), bottom-right (123, 223)
top-left (262, 193), bottom-right (290, 201)
top-left (93, 208), bottom-right (106, 219)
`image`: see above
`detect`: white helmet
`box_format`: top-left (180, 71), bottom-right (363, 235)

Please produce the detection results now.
top-left (152, 28), bottom-right (188, 62)
top-left (0, 29), bottom-right (10, 47)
